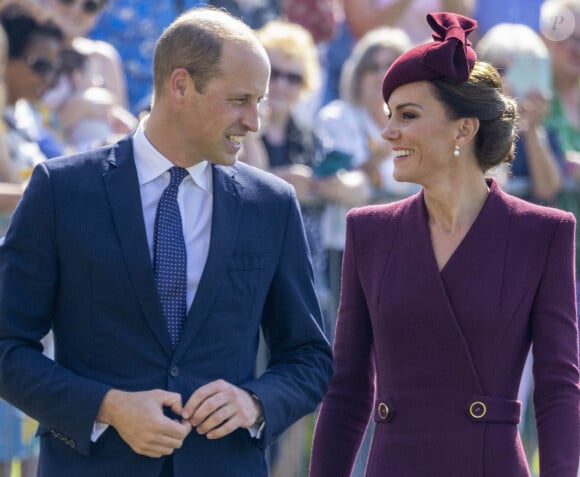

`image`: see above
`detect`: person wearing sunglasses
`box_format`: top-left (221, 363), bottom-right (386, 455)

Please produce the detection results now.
top-left (0, 4), bottom-right (63, 174)
top-left (41, 0), bottom-right (137, 152)
top-left (2, 5), bottom-right (62, 104)
top-left (250, 19), bottom-right (375, 338)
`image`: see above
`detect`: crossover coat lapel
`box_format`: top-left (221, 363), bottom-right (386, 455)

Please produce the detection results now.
top-left (374, 191), bottom-right (483, 394)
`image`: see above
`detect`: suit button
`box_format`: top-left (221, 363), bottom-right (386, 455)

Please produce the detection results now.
top-left (377, 402), bottom-right (390, 420)
top-left (469, 401), bottom-right (487, 419)
top-left (169, 366), bottom-right (180, 377)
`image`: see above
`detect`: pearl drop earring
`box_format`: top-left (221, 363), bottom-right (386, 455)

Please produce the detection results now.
top-left (453, 145), bottom-right (460, 157)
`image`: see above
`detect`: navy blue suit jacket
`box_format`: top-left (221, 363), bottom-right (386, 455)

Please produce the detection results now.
top-left (0, 136), bottom-right (332, 476)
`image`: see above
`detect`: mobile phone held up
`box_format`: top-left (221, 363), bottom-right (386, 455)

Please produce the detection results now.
top-left (504, 54), bottom-right (552, 100)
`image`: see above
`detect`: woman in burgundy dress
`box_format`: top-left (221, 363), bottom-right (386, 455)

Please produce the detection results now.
top-left (309, 12), bottom-right (580, 477)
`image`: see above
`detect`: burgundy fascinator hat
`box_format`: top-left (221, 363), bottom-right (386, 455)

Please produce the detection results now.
top-left (382, 12), bottom-right (478, 102)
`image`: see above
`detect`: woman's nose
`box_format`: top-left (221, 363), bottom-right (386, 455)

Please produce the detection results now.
top-left (381, 121), bottom-right (398, 141)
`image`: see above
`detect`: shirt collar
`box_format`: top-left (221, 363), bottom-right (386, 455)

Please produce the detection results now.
top-left (133, 118), bottom-right (210, 191)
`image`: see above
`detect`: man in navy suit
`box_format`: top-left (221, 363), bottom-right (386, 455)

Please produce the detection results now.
top-left (0, 7), bottom-right (332, 476)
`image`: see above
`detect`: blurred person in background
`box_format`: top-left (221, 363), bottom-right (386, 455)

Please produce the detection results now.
top-left (0, 4), bottom-right (63, 232)
top-left (541, 0), bottom-right (580, 167)
top-left (540, 0), bottom-right (580, 330)
top-left (476, 22), bottom-right (565, 205)
top-left (90, 0), bottom-right (205, 114)
top-left (247, 19), bottom-right (372, 338)
top-left (248, 20), bottom-right (327, 318)
top-left (42, 0), bottom-right (137, 151)
top-left (0, 19), bottom-right (22, 219)
top-left (0, 8), bottom-right (61, 476)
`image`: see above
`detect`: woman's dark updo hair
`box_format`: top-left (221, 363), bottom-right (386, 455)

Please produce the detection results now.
top-left (431, 61), bottom-right (518, 172)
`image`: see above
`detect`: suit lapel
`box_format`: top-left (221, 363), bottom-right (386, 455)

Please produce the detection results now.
top-left (102, 137), bottom-right (172, 357)
top-left (174, 165), bottom-right (243, 359)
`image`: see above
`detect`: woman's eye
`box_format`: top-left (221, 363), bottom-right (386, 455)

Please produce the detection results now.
top-left (402, 112), bottom-right (416, 120)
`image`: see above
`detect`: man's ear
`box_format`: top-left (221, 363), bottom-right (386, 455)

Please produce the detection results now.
top-left (169, 68), bottom-right (191, 101)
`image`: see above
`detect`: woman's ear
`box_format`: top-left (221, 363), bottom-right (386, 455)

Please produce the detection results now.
top-left (455, 116), bottom-right (479, 147)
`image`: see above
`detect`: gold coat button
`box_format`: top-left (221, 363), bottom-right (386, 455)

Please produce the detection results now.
top-left (378, 402), bottom-right (390, 420)
top-left (469, 401), bottom-right (487, 419)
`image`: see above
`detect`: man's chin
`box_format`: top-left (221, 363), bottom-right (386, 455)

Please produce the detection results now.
top-left (210, 154), bottom-right (238, 167)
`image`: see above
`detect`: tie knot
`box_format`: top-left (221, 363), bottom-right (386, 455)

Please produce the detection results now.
top-left (168, 166), bottom-right (188, 188)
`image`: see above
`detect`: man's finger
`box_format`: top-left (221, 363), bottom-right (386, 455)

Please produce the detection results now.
top-left (195, 403), bottom-right (235, 435)
top-left (156, 390), bottom-right (185, 417)
top-left (182, 379), bottom-right (227, 419)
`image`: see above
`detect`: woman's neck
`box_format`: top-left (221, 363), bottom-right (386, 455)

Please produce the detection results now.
top-left (423, 174), bottom-right (490, 235)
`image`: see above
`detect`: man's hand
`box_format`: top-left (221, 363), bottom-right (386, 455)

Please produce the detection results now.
top-left (182, 380), bottom-right (263, 439)
top-left (96, 389), bottom-right (192, 457)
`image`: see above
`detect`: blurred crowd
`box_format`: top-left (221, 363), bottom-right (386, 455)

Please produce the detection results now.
top-left (0, 0), bottom-right (578, 476)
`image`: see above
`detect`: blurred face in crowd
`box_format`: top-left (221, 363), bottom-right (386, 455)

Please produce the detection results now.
top-left (483, 55), bottom-right (515, 96)
top-left (359, 46), bottom-right (400, 112)
top-left (5, 32), bottom-right (62, 103)
top-left (263, 48), bottom-right (305, 118)
top-left (548, 8), bottom-right (580, 79)
top-left (47, 0), bottom-right (106, 39)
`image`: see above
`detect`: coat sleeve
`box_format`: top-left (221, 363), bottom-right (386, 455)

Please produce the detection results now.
top-left (241, 186), bottom-right (333, 448)
top-left (531, 212), bottom-right (580, 476)
top-left (0, 163), bottom-right (111, 457)
top-left (309, 209), bottom-right (376, 477)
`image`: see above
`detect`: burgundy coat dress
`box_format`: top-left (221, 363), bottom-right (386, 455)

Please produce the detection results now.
top-left (310, 180), bottom-right (580, 477)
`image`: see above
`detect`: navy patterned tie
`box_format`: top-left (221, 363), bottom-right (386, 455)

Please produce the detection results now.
top-left (154, 166), bottom-right (188, 348)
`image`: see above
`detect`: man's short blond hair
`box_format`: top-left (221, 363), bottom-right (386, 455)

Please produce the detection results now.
top-left (153, 6), bottom-right (265, 97)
